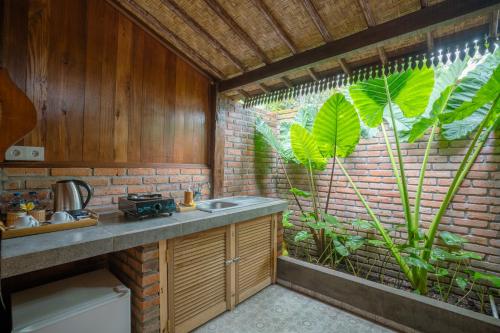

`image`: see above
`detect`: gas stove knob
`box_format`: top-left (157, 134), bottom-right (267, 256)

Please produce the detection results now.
top-left (153, 203), bottom-right (162, 213)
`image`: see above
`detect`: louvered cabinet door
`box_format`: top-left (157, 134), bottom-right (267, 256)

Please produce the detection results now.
top-left (235, 215), bottom-right (276, 304)
top-left (168, 227), bottom-right (229, 333)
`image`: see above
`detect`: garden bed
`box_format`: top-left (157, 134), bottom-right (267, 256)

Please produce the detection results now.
top-left (277, 256), bottom-right (500, 333)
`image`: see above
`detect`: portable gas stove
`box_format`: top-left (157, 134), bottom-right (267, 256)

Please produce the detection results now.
top-left (118, 193), bottom-right (176, 218)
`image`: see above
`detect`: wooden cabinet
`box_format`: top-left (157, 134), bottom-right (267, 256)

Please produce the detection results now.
top-left (159, 214), bottom-right (278, 333)
top-left (235, 216), bottom-right (276, 304)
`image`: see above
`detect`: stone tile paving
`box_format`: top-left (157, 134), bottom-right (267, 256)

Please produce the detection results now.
top-left (194, 285), bottom-right (394, 333)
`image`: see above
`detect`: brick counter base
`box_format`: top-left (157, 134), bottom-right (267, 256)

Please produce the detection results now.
top-left (109, 243), bottom-right (161, 333)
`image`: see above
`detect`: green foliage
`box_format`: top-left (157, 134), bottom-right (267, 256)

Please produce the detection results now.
top-left (294, 230), bottom-right (312, 242)
top-left (290, 124), bottom-right (327, 170)
top-left (255, 117), bottom-right (294, 162)
top-left (455, 277), bottom-right (468, 291)
top-left (469, 270), bottom-right (500, 288)
top-left (256, 49), bottom-right (500, 304)
top-left (282, 211), bottom-right (294, 229)
top-left (312, 93), bottom-right (360, 158)
top-left (352, 219), bottom-right (375, 230)
top-left (404, 256), bottom-right (434, 271)
top-left (349, 67), bottom-right (434, 127)
top-left (289, 188), bottom-right (311, 198)
top-left (439, 231), bottom-right (468, 247)
top-left (324, 214), bottom-right (341, 227)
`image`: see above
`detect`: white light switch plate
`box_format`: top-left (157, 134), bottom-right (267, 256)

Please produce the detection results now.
top-left (5, 146), bottom-right (45, 161)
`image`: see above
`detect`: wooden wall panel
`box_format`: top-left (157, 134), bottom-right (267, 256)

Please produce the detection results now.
top-left (1, 0), bottom-right (212, 166)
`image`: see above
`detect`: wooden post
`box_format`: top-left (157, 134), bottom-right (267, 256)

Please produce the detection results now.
top-left (211, 83), bottom-right (225, 198)
top-left (159, 240), bottom-right (168, 333)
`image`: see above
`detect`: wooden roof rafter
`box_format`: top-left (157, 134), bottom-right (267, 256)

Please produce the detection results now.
top-left (491, 9), bottom-right (499, 38)
top-left (426, 31), bottom-right (434, 52)
top-left (307, 67), bottom-right (319, 81)
top-left (357, 0), bottom-right (376, 27)
top-left (160, 0), bottom-right (246, 72)
top-left (204, 0), bottom-right (271, 64)
top-left (280, 76), bottom-right (293, 88)
top-left (250, 0), bottom-right (298, 54)
top-left (377, 46), bottom-right (388, 65)
top-left (299, 0), bottom-right (333, 42)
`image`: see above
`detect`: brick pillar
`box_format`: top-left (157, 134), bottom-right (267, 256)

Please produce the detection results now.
top-left (109, 243), bottom-right (161, 333)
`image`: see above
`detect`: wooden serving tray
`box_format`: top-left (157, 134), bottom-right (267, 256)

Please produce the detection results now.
top-left (1, 211), bottom-right (98, 239)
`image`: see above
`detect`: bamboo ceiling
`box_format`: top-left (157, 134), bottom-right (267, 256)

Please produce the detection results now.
top-left (110, 0), bottom-right (499, 99)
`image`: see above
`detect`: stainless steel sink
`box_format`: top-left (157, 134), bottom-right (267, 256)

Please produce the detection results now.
top-left (197, 196), bottom-right (267, 213)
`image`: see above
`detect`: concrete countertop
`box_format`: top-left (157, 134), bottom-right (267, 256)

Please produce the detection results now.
top-left (1, 197), bottom-right (288, 278)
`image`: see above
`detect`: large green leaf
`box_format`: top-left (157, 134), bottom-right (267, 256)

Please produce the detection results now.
top-left (290, 124), bottom-right (327, 170)
top-left (441, 49), bottom-right (500, 124)
top-left (313, 93), bottom-right (360, 158)
top-left (399, 58), bottom-right (469, 142)
top-left (256, 117), bottom-right (294, 161)
top-left (349, 67), bottom-right (434, 127)
top-left (441, 50), bottom-right (500, 139)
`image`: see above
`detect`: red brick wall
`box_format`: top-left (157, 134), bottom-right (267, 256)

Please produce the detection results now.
top-left (274, 108), bottom-right (499, 289)
top-left (0, 167), bottom-right (211, 213)
top-left (223, 100), bottom-right (278, 198)
top-left (109, 244), bottom-right (160, 333)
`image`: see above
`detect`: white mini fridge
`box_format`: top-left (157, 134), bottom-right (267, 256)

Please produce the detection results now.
top-left (11, 269), bottom-right (131, 333)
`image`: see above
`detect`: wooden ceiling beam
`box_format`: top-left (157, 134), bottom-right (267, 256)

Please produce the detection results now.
top-left (219, 0), bottom-right (498, 92)
top-left (112, 0), bottom-right (224, 79)
top-left (426, 31), bottom-right (434, 52)
top-left (491, 9), bottom-right (499, 38)
top-left (338, 58), bottom-right (351, 75)
top-left (161, 0), bottom-right (245, 72)
top-left (259, 83), bottom-right (270, 94)
top-left (357, 0), bottom-right (376, 27)
top-left (204, 0), bottom-right (271, 64)
top-left (280, 76), bottom-right (293, 88)
top-left (300, 0), bottom-right (333, 42)
top-left (250, 0), bottom-right (298, 54)
top-left (377, 46), bottom-right (388, 65)
top-left (307, 68), bottom-right (319, 81)
top-left (238, 89), bottom-right (250, 99)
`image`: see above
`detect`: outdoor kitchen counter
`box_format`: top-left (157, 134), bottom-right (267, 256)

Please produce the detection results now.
top-left (1, 197), bottom-right (288, 278)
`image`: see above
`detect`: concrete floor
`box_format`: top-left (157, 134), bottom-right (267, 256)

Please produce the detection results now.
top-left (194, 285), bottom-right (394, 333)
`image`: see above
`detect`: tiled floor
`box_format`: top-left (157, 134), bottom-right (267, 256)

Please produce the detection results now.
top-left (194, 285), bottom-right (394, 333)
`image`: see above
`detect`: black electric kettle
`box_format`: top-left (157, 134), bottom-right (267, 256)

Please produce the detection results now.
top-left (52, 180), bottom-right (93, 215)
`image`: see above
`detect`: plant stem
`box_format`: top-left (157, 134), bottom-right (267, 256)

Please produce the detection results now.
top-left (337, 159), bottom-right (416, 287)
top-left (456, 280), bottom-right (475, 306)
top-left (444, 261), bottom-right (461, 302)
top-left (383, 75), bottom-right (414, 245)
top-left (278, 158), bottom-right (304, 213)
top-left (413, 124), bottom-right (437, 231)
top-left (325, 144), bottom-right (337, 214)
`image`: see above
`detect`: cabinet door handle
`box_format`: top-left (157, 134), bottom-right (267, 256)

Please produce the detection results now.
top-left (233, 257), bottom-right (241, 263)
top-left (225, 259), bottom-right (233, 266)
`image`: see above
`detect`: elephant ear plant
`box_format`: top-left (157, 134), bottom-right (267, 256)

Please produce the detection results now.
top-left (256, 103), bottom-right (365, 267)
top-left (333, 49), bottom-right (500, 295)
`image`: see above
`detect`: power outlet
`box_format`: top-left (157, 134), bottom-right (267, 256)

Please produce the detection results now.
top-left (5, 146), bottom-right (45, 161)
